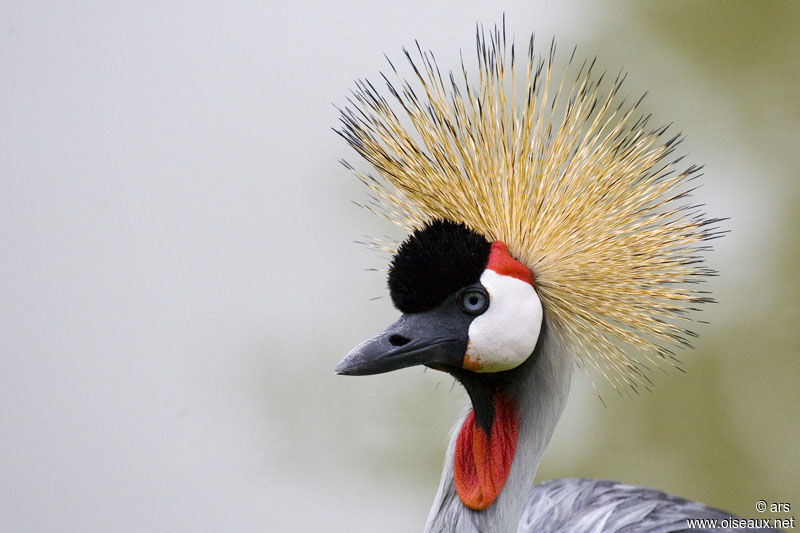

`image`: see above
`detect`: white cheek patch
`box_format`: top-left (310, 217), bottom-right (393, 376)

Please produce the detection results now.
top-left (464, 270), bottom-right (543, 372)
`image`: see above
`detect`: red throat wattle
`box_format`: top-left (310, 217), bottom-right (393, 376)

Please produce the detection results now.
top-left (453, 394), bottom-right (519, 510)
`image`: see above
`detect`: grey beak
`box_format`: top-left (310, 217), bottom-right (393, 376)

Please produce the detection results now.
top-left (335, 309), bottom-right (468, 376)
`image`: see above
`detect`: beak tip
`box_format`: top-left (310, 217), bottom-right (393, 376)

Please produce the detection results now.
top-left (334, 357), bottom-right (354, 375)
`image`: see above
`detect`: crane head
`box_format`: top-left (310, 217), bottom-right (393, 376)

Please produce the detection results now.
top-left (336, 219), bottom-right (543, 377)
top-left (335, 23), bottom-right (725, 392)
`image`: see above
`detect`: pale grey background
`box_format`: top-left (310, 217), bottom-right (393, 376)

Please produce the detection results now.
top-left (2, 2), bottom-right (798, 531)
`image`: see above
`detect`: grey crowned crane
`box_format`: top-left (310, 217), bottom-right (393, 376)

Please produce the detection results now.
top-left (334, 23), bottom-right (770, 532)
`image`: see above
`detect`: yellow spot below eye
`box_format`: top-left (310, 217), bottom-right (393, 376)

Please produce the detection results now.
top-left (462, 345), bottom-right (482, 371)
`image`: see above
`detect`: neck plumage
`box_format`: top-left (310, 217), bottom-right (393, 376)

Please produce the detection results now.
top-left (425, 323), bottom-right (573, 533)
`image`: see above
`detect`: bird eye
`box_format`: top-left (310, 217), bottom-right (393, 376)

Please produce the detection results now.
top-left (459, 288), bottom-right (489, 315)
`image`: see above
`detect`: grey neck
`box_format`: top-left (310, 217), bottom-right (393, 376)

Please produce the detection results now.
top-left (424, 324), bottom-right (574, 533)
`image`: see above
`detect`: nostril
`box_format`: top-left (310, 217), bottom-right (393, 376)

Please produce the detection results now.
top-left (389, 334), bottom-right (410, 347)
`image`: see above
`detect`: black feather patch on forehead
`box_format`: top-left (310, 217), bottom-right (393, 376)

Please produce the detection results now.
top-left (388, 220), bottom-right (491, 313)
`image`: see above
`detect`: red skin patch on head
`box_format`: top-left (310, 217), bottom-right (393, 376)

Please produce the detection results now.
top-left (486, 241), bottom-right (534, 286)
top-left (453, 394), bottom-right (519, 511)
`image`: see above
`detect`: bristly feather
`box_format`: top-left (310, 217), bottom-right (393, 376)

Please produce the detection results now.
top-left (335, 22), bottom-right (725, 391)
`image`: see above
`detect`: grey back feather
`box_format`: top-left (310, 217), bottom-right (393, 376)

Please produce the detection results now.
top-left (518, 478), bottom-right (779, 532)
